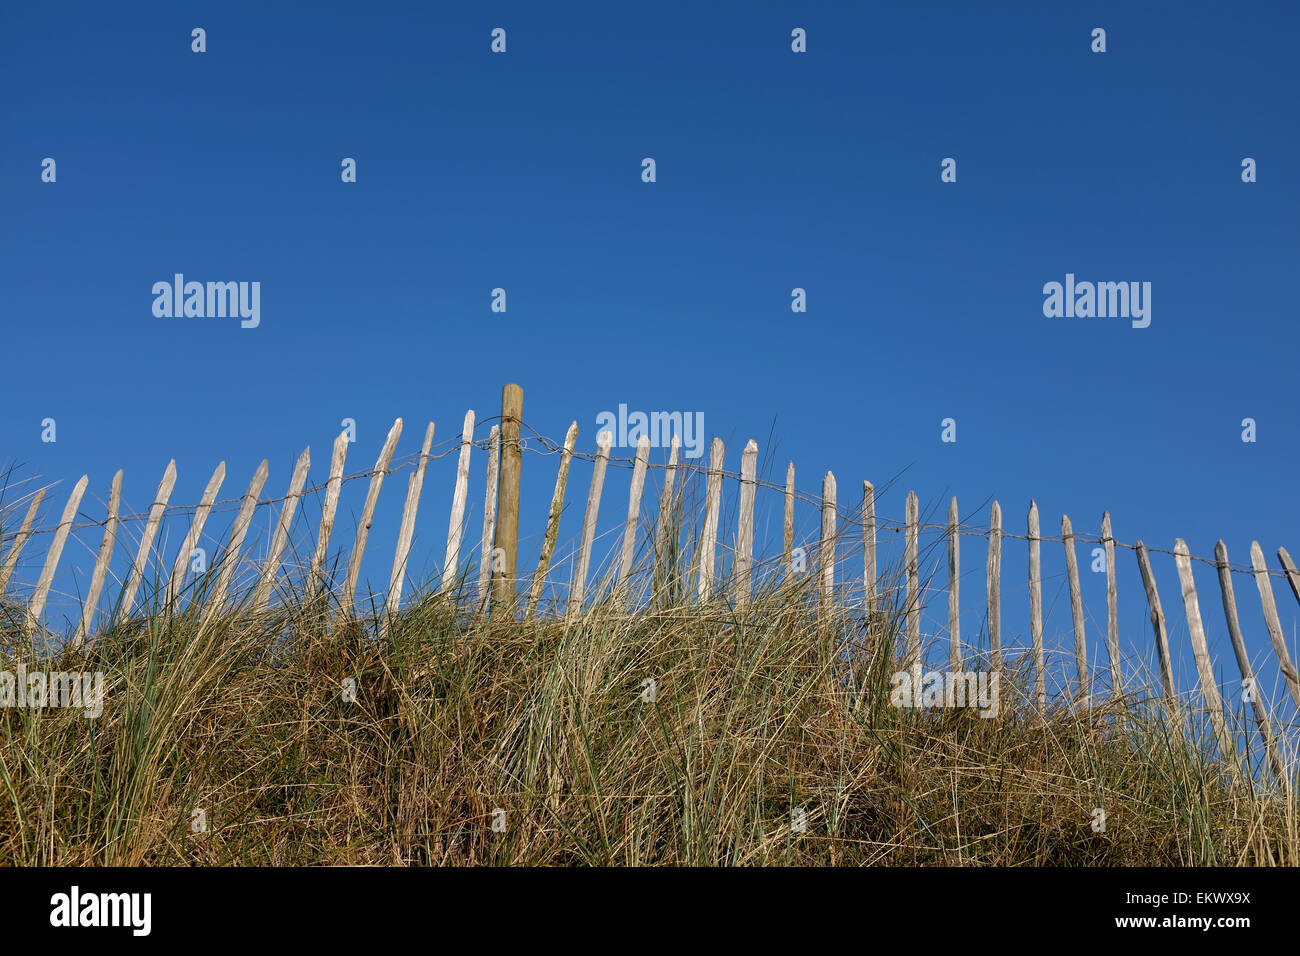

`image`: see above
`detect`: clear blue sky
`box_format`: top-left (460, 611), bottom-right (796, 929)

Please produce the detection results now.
top-left (3, 1), bottom-right (1299, 723)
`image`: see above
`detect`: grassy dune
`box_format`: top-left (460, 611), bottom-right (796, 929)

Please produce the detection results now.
top-left (1, 565), bottom-right (1294, 866)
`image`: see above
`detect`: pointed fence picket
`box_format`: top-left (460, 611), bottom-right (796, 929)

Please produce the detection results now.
top-left (28, 475), bottom-right (88, 630)
top-left (117, 460), bottom-right (177, 624)
top-left (1062, 514), bottom-right (1089, 705)
top-left (616, 435), bottom-right (651, 611)
top-left (206, 460), bottom-right (269, 620)
top-left (340, 419), bottom-right (401, 620)
top-left (441, 411), bottom-right (476, 594)
top-left (475, 425), bottom-right (501, 611)
top-left (166, 463), bottom-right (225, 609)
top-left (385, 421), bottom-right (436, 630)
top-left (650, 435), bottom-right (681, 606)
top-left (527, 421), bottom-right (578, 619)
top-left (309, 432), bottom-right (349, 596)
top-left (253, 447), bottom-right (311, 613)
top-left (72, 469), bottom-right (121, 648)
top-left (697, 438), bottom-right (724, 602)
top-left (947, 497), bottom-right (960, 670)
top-left (1102, 512), bottom-right (1120, 694)
top-left (733, 440), bottom-right (758, 609)
top-left (571, 429), bottom-right (612, 614)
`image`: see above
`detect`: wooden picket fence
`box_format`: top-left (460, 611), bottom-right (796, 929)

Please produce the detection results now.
top-left (3, 385), bottom-right (1300, 786)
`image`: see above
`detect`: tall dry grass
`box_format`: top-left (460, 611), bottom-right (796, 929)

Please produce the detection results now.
top-left (0, 555), bottom-right (1295, 866)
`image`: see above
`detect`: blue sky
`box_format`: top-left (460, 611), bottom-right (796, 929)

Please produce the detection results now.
top-left (3, 1), bottom-right (1299, 724)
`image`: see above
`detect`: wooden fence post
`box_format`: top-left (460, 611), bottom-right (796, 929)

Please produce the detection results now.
top-left (1102, 512), bottom-right (1121, 694)
top-left (1216, 541), bottom-right (1286, 784)
top-left (385, 422), bottom-right (436, 629)
top-left (650, 435), bottom-right (681, 605)
top-left (492, 384), bottom-right (523, 615)
top-left (905, 491), bottom-right (920, 679)
top-left (340, 419), bottom-right (402, 619)
top-left (527, 421), bottom-right (578, 619)
top-left (1062, 514), bottom-right (1089, 706)
top-left (948, 497), bottom-right (961, 670)
top-left (72, 469), bottom-right (122, 648)
top-left (28, 475), bottom-right (89, 631)
top-left (206, 460), bottom-right (270, 619)
top-left (441, 410), bottom-right (476, 594)
top-left (166, 463), bottom-right (226, 608)
top-left (987, 501), bottom-right (1002, 670)
top-left (1028, 501), bottom-right (1044, 721)
top-left (734, 440), bottom-right (758, 608)
top-left (1136, 541), bottom-right (1177, 704)
top-left (615, 435), bottom-right (651, 611)
top-left (117, 461), bottom-right (177, 624)
top-left (309, 431), bottom-right (349, 596)
top-left (0, 488), bottom-right (48, 594)
top-left (697, 438), bottom-right (724, 603)
top-left (253, 446), bottom-right (311, 613)
top-left (1249, 542), bottom-right (1300, 709)
top-left (570, 430), bottom-right (612, 614)
top-left (819, 471), bottom-right (837, 619)
top-left (1174, 540), bottom-right (1241, 784)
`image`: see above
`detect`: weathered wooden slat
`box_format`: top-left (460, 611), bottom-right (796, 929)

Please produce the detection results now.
top-left (1028, 501), bottom-right (1044, 720)
top-left (1102, 512), bottom-right (1121, 694)
top-left (948, 497), bottom-right (961, 670)
top-left (27, 475), bottom-right (89, 630)
top-left (166, 463), bottom-right (226, 608)
top-left (309, 431), bottom-right (349, 595)
top-left (0, 488), bottom-right (48, 593)
top-left (1277, 545), bottom-right (1300, 610)
top-left (1216, 541), bottom-right (1286, 784)
top-left (440, 410), bottom-right (476, 594)
top-left (1062, 514), bottom-right (1089, 705)
top-left (905, 490), bottom-right (920, 676)
top-left (1136, 541), bottom-right (1176, 703)
top-left (616, 435), bottom-right (652, 611)
top-left (650, 434), bottom-right (681, 605)
top-left (339, 419), bottom-right (402, 619)
top-left (475, 425), bottom-right (501, 610)
top-left (1250, 541), bottom-right (1300, 709)
top-left (206, 460), bottom-right (269, 619)
top-left (570, 430), bottom-right (612, 614)
top-left (1174, 540), bottom-right (1241, 784)
top-left (783, 462), bottom-right (795, 581)
top-left (385, 421), bottom-right (435, 626)
top-left (986, 501), bottom-right (1002, 670)
top-left (696, 438), bottom-right (725, 602)
top-left (253, 446), bottom-right (311, 613)
top-left (527, 421), bottom-right (578, 619)
top-left (863, 480), bottom-right (876, 612)
top-left (733, 439), bottom-right (758, 608)
top-left (819, 471), bottom-right (837, 618)
top-left (72, 470), bottom-right (123, 648)
top-left (117, 460), bottom-right (177, 624)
